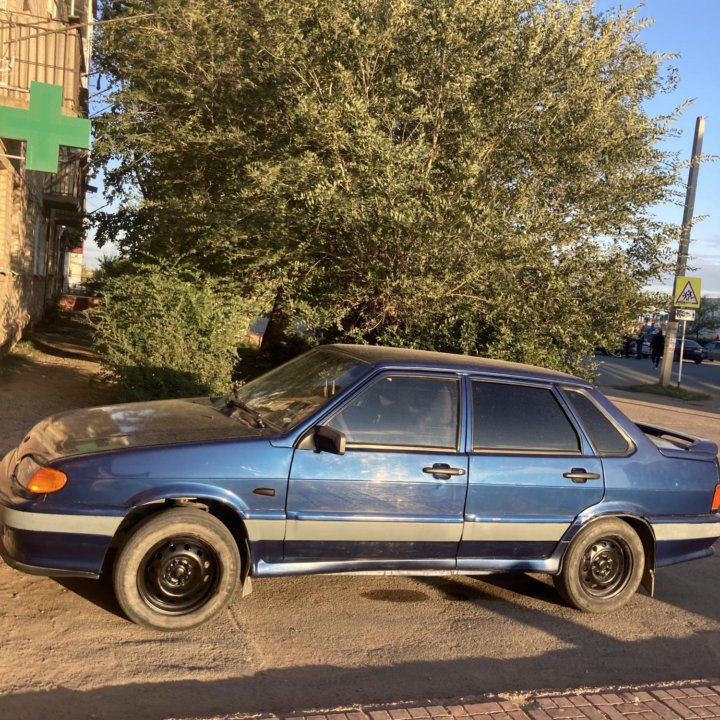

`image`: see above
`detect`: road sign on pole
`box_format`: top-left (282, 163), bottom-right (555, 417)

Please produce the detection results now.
top-left (675, 308), bottom-right (696, 321)
top-left (673, 276), bottom-right (702, 308)
top-left (659, 117), bottom-right (705, 387)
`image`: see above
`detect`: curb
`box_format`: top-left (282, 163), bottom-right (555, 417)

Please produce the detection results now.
top-left (204, 682), bottom-right (720, 720)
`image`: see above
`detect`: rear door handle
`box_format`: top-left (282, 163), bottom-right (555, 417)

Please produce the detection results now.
top-left (423, 464), bottom-right (466, 479)
top-left (563, 468), bottom-right (601, 483)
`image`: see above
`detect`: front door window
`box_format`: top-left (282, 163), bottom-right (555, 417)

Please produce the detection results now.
top-left (327, 375), bottom-right (459, 449)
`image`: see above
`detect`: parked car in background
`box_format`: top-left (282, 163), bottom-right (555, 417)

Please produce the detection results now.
top-left (703, 340), bottom-right (720, 361)
top-left (2, 345), bottom-right (720, 631)
top-left (674, 339), bottom-right (709, 364)
top-left (633, 339), bottom-right (651, 358)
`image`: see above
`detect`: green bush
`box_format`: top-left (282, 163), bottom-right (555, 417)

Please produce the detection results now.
top-left (91, 260), bottom-right (251, 401)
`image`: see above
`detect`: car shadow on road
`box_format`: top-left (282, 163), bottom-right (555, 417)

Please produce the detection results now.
top-left (416, 573), bottom-right (566, 608)
top-left (55, 574), bottom-right (127, 621)
top-left (1, 625), bottom-right (719, 720)
top-left (5, 558), bottom-right (715, 720)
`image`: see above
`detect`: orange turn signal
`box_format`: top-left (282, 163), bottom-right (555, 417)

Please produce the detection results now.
top-left (712, 484), bottom-right (720, 512)
top-left (27, 467), bottom-right (67, 494)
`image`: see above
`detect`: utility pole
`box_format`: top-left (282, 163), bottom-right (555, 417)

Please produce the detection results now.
top-left (659, 116), bottom-right (705, 387)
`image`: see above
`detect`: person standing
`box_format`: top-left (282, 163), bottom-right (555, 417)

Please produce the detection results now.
top-left (623, 334), bottom-right (633, 358)
top-left (650, 329), bottom-right (665, 369)
top-left (635, 329), bottom-right (645, 360)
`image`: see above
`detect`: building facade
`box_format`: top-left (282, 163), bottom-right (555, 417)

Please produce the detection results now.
top-left (0, 0), bottom-right (92, 356)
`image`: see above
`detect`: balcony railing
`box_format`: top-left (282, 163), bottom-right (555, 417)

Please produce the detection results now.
top-left (43, 147), bottom-right (86, 207)
top-left (0, 11), bottom-right (85, 114)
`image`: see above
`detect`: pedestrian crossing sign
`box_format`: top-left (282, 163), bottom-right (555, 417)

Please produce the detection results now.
top-left (673, 276), bottom-right (701, 308)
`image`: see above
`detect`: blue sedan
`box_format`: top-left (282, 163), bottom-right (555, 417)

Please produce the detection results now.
top-left (1, 345), bottom-right (719, 631)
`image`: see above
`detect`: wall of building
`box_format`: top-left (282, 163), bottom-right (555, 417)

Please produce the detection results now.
top-left (0, 0), bottom-right (90, 357)
top-left (0, 148), bottom-right (59, 355)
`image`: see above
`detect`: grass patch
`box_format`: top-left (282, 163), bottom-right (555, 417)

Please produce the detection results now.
top-left (622, 384), bottom-right (710, 402)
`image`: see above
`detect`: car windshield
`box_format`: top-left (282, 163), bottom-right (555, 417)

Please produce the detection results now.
top-left (228, 349), bottom-right (370, 432)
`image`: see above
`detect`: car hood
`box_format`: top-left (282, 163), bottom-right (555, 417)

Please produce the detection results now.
top-left (17, 398), bottom-right (266, 463)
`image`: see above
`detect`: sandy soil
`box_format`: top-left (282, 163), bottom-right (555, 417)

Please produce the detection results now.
top-left (0, 347), bottom-right (117, 456)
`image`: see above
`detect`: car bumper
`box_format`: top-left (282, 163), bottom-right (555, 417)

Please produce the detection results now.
top-left (0, 506), bottom-right (121, 578)
top-left (0, 450), bottom-right (122, 578)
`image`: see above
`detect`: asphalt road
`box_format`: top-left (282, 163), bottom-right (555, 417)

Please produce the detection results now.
top-left (593, 354), bottom-right (720, 410)
top-left (0, 350), bottom-right (719, 720)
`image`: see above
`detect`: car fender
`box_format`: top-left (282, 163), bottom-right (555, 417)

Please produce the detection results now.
top-left (558, 506), bottom-right (656, 595)
top-left (125, 481), bottom-right (253, 518)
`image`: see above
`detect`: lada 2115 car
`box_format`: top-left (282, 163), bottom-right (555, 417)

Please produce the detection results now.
top-left (1, 345), bottom-right (719, 630)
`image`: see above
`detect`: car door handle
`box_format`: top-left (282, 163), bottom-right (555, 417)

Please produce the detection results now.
top-left (423, 464), bottom-right (466, 478)
top-left (563, 468), bottom-right (601, 483)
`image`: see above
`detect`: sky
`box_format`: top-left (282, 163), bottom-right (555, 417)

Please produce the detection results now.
top-left (84, 1), bottom-right (720, 297)
top-left (613, 0), bottom-right (720, 297)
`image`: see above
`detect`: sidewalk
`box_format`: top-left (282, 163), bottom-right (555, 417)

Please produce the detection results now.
top-left (29, 309), bottom-right (97, 362)
top-left (220, 683), bottom-right (720, 720)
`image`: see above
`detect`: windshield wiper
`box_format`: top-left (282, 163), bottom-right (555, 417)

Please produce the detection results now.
top-left (225, 398), bottom-right (266, 429)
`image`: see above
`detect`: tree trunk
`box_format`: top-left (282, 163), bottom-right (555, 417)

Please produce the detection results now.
top-left (259, 289), bottom-right (292, 358)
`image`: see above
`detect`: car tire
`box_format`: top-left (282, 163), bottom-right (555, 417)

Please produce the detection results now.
top-left (694, 359), bottom-right (702, 364)
top-left (554, 518), bottom-right (644, 613)
top-left (113, 507), bottom-right (241, 631)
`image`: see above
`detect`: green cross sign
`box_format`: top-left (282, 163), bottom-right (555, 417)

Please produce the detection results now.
top-left (0, 81), bottom-right (91, 173)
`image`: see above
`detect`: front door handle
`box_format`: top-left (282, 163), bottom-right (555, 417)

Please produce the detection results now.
top-left (563, 468), bottom-right (601, 483)
top-left (423, 464), bottom-right (466, 479)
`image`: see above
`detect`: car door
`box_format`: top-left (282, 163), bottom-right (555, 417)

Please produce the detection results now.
top-left (459, 378), bottom-right (604, 566)
top-left (285, 372), bottom-right (468, 566)
top-left (705, 342), bottom-right (717, 360)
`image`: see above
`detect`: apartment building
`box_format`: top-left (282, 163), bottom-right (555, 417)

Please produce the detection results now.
top-left (0, 0), bottom-right (92, 356)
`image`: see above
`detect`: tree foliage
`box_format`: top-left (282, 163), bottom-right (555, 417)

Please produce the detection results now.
top-left (687, 297), bottom-right (720, 340)
top-left (93, 0), bottom-right (682, 375)
top-left (90, 260), bottom-right (254, 400)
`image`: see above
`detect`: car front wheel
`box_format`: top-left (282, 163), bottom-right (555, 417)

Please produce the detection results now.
top-left (554, 518), bottom-right (644, 613)
top-left (113, 507), bottom-right (241, 631)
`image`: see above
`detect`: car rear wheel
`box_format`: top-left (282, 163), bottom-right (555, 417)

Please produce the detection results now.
top-left (113, 508), bottom-right (241, 631)
top-left (554, 518), bottom-right (644, 613)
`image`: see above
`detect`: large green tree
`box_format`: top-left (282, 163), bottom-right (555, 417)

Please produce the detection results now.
top-left (93, 0), bottom-right (681, 374)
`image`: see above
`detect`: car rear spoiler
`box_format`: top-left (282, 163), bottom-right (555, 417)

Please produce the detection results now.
top-left (637, 423), bottom-right (719, 462)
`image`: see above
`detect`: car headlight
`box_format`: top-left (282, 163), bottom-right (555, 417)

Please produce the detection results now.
top-left (14, 457), bottom-right (67, 494)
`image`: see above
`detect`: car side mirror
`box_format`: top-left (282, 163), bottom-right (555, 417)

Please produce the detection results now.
top-left (315, 425), bottom-right (346, 455)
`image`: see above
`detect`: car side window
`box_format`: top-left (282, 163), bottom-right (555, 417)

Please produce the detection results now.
top-left (563, 389), bottom-right (631, 455)
top-left (326, 375), bottom-right (459, 449)
top-left (472, 381), bottom-right (580, 453)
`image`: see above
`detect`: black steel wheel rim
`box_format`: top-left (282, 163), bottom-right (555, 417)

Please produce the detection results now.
top-left (138, 535), bottom-right (220, 614)
top-left (579, 536), bottom-right (632, 598)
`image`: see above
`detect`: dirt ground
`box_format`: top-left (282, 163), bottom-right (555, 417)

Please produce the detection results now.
top-left (0, 347), bottom-right (718, 720)
top-left (0, 345), bottom-right (117, 456)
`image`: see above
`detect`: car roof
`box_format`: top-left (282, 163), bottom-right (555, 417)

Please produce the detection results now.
top-left (324, 344), bottom-right (592, 387)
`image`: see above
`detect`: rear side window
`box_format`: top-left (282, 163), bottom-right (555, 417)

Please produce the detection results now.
top-left (471, 381), bottom-right (580, 453)
top-left (564, 389), bottom-right (630, 455)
